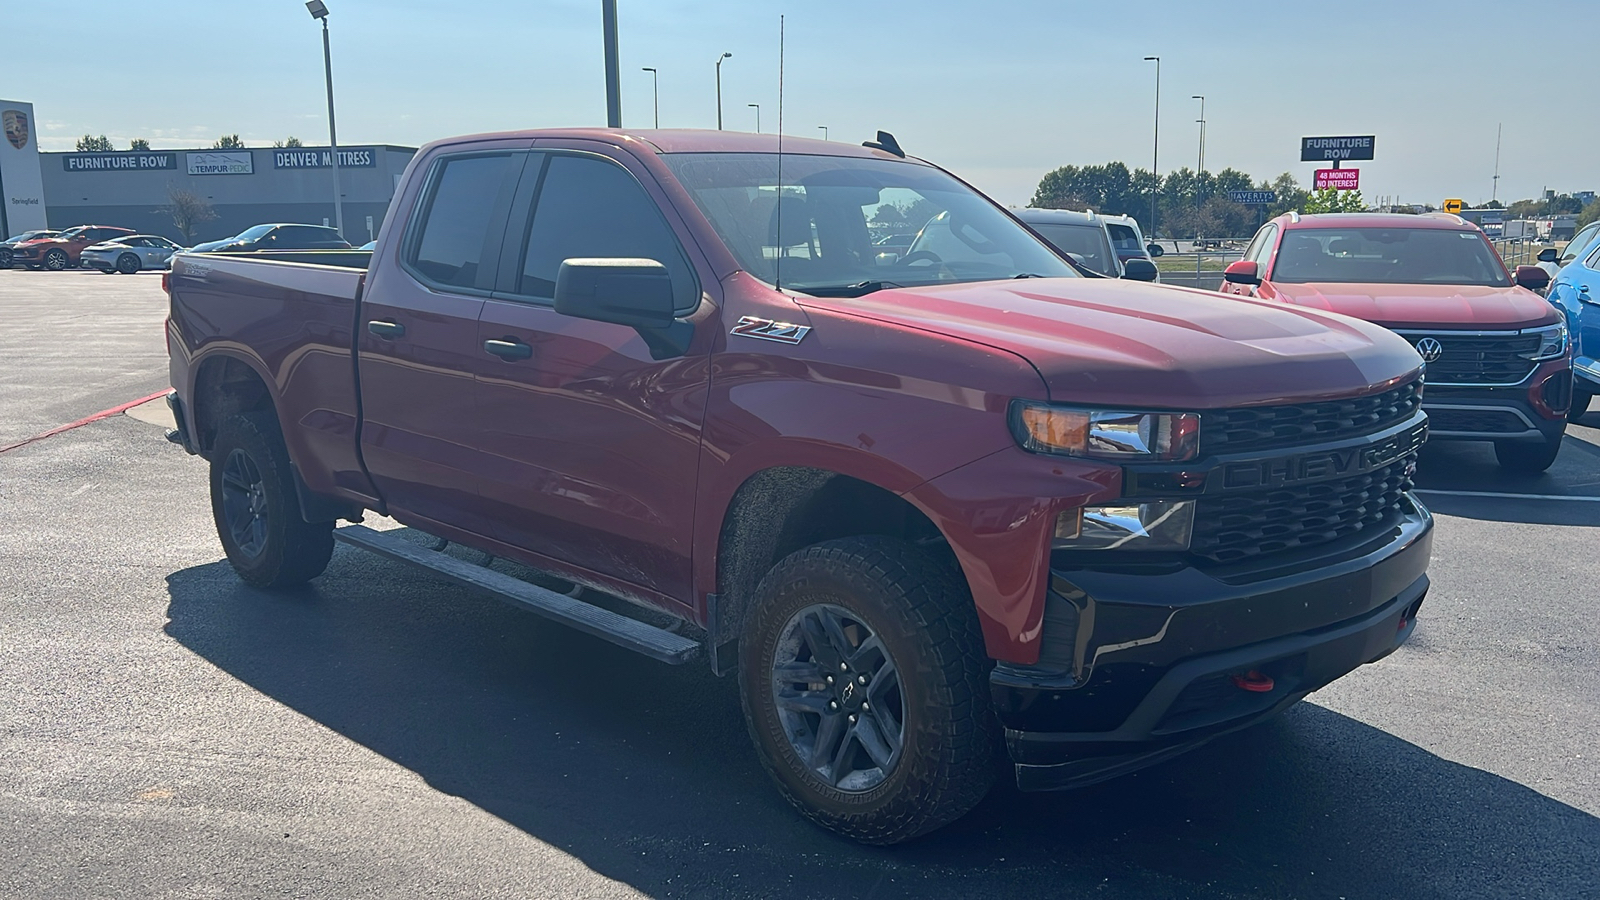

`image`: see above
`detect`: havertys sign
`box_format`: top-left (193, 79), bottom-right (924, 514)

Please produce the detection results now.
top-left (273, 147), bottom-right (376, 169)
top-left (1301, 136), bottom-right (1375, 162)
top-left (1315, 168), bottom-right (1360, 191)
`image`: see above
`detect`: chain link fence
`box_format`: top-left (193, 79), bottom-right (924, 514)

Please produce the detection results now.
top-left (1153, 240), bottom-right (1247, 291)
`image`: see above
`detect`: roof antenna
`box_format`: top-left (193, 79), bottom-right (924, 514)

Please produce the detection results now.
top-left (863, 130), bottom-right (905, 158)
top-left (774, 14), bottom-right (786, 292)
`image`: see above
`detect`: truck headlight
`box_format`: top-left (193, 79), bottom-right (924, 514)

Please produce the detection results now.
top-left (1055, 500), bottom-right (1195, 551)
top-left (1011, 402), bottom-right (1200, 461)
top-left (1522, 321), bottom-right (1568, 361)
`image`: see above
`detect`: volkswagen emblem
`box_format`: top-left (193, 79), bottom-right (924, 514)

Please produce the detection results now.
top-left (1415, 337), bottom-right (1444, 364)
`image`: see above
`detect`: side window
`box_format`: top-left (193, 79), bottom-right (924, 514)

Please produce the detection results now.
top-left (1250, 225), bottom-right (1279, 269)
top-left (1562, 223), bottom-right (1600, 264)
top-left (516, 153), bottom-right (696, 310)
top-left (408, 152), bottom-right (521, 291)
top-left (1585, 241), bottom-right (1600, 270)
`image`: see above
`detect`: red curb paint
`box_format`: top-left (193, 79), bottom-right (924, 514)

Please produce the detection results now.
top-left (0, 390), bottom-right (170, 454)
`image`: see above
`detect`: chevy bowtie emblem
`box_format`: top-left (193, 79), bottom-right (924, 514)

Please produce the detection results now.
top-left (1414, 337), bottom-right (1443, 364)
top-left (731, 315), bottom-right (811, 345)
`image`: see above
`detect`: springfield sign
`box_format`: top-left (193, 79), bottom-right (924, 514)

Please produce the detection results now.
top-left (187, 151), bottom-right (253, 175)
top-left (1301, 136), bottom-right (1376, 162)
top-left (273, 147), bottom-right (376, 169)
top-left (63, 152), bottom-right (176, 171)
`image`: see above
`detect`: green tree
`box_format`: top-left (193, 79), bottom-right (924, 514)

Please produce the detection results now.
top-left (1303, 189), bottom-right (1366, 214)
top-left (211, 134), bottom-right (246, 149)
top-left (1578, 199), bottom-right (1600, 229)
top-left (128, 138), bottom-right (150, 150)
top-left (75, 134), bottom-right (113, 152)
top-left (272, 136), bottom-right (304, 148)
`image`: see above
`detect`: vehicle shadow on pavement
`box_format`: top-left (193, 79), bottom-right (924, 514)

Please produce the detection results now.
top-left (164, 552), bottom-right (1600, 900)
top-left (1414, 433), bottom-right (1600, 527)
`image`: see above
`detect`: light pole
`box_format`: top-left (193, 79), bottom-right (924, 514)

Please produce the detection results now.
top-left (817, 126), bottom-right (828, 141)
top-left (601, 0), bottom-right (620, 127)
top-left (1143, 56), bottom-right (1159, 244)
top-left (715, 52), bottom-right (732, 129)
top-left (642, 67), bottom-right (659, 128)
top-left (306, 0), bottom-right (343, 238)
top-left (748, 103), bottom-right (760, 133)
top-left (1192, 95), bottom-right (1205, 175)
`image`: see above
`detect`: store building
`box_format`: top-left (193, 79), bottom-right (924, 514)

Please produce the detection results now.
top-left (40, 144), bottom-right (416, 245)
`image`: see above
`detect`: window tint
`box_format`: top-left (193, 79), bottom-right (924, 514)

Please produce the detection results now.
top-left (1562, 222), bottom-right (1600, 264)
top-left (1106, 223), bottom-right (1142, 254)
top-left (1585, 241), bottom-right (1600, 270)
top-left (1031, 223), bottom-right (1116, 275)
top-left (518, 154), bottom-right (694, 307)
top-left (410, 153), bottom-right (519, 290)
top-left (124, 237), bottom-right (149, 247)
top-left (1249, 225), bottom-right (1278, 266)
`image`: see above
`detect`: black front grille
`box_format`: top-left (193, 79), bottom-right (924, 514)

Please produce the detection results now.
top-left (1190, 457), bottom-right (1415, 564)
top-left (1201, 379), bottom-right (1423, 457)
top-left (1427, 407), bottom-right (1529, 434)
top-left (1407, 332), bottom-right (1539, 385)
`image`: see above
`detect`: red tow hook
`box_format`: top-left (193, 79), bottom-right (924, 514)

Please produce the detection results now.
top-left (1231, 670), bottom-right (1275, 693)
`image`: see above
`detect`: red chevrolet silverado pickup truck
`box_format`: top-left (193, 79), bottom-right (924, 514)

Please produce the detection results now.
top-left (165, 129), bottom-right (1433, 844)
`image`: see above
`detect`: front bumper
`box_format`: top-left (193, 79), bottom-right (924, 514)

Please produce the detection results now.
top-left (993, 495), bottom-right (1432, 791)
top-left (80, 254), bottom-right (116, 271)
top-left (1423, 362), bottom-right (1570, 443)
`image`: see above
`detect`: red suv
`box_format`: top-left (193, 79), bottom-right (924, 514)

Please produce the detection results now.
top-left (1219, 212), bottom-right (1570, 472)
top-left (10, 225), bottom-right (136, 271)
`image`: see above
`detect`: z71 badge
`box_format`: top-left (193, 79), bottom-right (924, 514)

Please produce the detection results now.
top-left (731, 316), bottom-right (811, 345)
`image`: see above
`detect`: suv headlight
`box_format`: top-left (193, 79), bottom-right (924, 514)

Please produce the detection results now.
top-left (1523, 321), bottom-right (1569, 361)
top-left (1055, 499), bottom-right (1195, 551)
top-left (1010, 402), bottom-right (1200, 461)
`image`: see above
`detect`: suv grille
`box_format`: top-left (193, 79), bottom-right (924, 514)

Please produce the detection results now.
top-left (1190, 457), bottom-right (1415, 564)
top-left (1404, 332), bottom-right (1539, 385)
top-left (1201, 380), bottom-right (1423, 457)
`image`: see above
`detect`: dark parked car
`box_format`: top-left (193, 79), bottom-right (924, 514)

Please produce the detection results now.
top-left (1, 229), bottom-right (60, 268)
top-left (189, 223), bottom-right (351, 254)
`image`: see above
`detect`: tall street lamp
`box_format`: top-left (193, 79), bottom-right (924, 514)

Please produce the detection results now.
top-left (1143, 56), bottom-right (1160, 243)
top-left (306, 0), bottom-right (343, 238)
top-left (642, 67), bottom-right (659, 128)
top-left (817, 126), bottom-right (828, 141)
top-left (715, 52), bottom-right (732, 129)
top-left (1192, 95), bottom-right (1206, 175)
top-left (748, 103), bottom-right (760, 133)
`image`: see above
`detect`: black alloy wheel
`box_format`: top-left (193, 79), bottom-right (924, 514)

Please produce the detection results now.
top-left (43, 249), bottom-right (69, 271)
top-left (208, 412), bottom-right (335, 587)
top-left (220, 448), bottom-right (270, 560)
top-left (116, 253), bottom-right (141, 274)
top-left (0, 248), bottom-right (12, 268)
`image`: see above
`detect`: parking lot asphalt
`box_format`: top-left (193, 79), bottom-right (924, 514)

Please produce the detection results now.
top-left (1, 269), bottom-right (1597, 899)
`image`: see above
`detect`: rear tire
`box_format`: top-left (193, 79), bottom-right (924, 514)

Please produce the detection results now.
top-left (1495, 433), bottom-right (1563, 474)
top-left (1570, 389), bottom-right (1592, 423)
top-left (739, 535), bottom-right (996, 845)
top-left (116, 253), bottom-right (140, 274)
top-left (43, 249), bottom-right (69, 271)
top-left (209, 412), bottom-right (334, 588)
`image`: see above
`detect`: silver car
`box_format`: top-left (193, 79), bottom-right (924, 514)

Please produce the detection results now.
top-left (80, 235), bottom-right (185, 274)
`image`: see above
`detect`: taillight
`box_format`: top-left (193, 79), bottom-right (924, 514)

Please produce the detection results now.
top-left (161, 272), bottom-right (170, 293)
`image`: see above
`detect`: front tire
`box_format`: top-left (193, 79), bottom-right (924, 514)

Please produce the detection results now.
top-left (1495, 433), bottom-right (1564, 474)
top-left (209, 412), bottom-right (335, 588)
top-left (739, 536), bottom-right (996, 845)
top-left (43, 249), bottom-right (69, 271)
top-left (116, 253), bottom-right (141, 274)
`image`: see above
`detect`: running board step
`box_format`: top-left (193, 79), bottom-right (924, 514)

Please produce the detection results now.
top-left (333, 525), bottom-right (700, 665)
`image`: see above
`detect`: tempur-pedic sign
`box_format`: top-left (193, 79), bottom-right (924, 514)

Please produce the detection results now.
top-left (187, 151), bottom-right (253, 175)
top-left (273, 147), bottom-right (376, 169)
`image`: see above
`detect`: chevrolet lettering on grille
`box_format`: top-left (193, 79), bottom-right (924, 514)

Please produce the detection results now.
top-left (1221, 425), bottom-right (1423, 490)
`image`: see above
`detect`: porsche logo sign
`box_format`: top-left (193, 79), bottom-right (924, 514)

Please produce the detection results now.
top-left (2, 109), bottom-right (29, 150)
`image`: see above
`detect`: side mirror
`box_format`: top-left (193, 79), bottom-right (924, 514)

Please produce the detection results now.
top-left (1223, 259), bottom-right (1261, 286)
top-left (1121, 258), bottom-right (1159, 282)
top-left (1514, 265), bottom-right (1551, 292)
top-left (555, 257), bottom-right (691, 359)
top-left (1537, 247), bottom-right (1559, 263)
top-left (1146, 242), bottom-right (1165, 258)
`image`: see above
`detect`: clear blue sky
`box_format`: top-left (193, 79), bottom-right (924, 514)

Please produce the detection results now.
top-left (2, 0), bottom-right (1590, 208)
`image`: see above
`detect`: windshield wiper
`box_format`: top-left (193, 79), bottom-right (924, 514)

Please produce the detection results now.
top-left (1013, 273), bottom-right (1047, 279)
top-left (800, 280), bottom-right (906, 298)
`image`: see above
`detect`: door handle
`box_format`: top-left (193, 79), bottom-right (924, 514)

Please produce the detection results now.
top-left (484, 338), bottom-right (533, 361)
top-left (367, 319), bottom-right (405, 339)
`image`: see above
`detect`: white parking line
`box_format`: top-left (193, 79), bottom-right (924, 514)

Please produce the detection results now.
top-left (1415, 489), bottom-right (1600, 502)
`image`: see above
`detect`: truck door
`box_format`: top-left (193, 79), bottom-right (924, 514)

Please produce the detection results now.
top-left (356, 147), bottom-right (526, 528)
top-left (468, 148), bottom-right (711, 606)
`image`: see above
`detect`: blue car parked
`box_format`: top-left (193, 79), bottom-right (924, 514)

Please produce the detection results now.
top-left (1546, 226), bottom-right (1600, 421)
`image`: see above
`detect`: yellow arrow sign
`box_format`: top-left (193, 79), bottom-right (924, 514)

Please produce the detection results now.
top-left (1442, 198), bottom-right (1464, 214)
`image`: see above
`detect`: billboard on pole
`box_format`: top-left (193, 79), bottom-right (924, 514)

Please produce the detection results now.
top-left (1314, 168), bottom-right (1361, 191)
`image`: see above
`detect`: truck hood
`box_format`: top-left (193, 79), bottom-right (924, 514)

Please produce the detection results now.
top-left (798, 278), bottom-right (1421, 409)
top-left (1269, 282), bottom-right (1557, 330)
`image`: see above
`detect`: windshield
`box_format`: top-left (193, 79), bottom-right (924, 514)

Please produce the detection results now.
top-left (234, 225), bottom-right (276, 241)
top-left (1271, 227), bottom-right (1510, 286)
top-left (662, 152), bottom-right (1076, 294)
top-left (1029, 223), bottom-right (1117, 275)
top-left (54, 227), bottom-right (86, 240)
